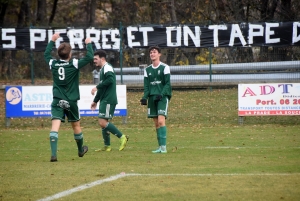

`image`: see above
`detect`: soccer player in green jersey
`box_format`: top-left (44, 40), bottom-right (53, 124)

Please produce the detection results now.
top-left (140, 46), bottom-right (172, 153)
top-left (91, 50), bottom-right (128, 152)
top-left (44, 33), bottom-right (93, 162)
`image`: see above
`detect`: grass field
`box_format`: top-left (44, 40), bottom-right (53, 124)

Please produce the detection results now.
top-left (0, 87), bottom-right (300, 201)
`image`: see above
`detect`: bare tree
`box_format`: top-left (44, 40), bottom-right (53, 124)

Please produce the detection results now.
top-left (209, 0), bottom-right (246, 23)
top-left (0, 1), bottom-right (8, 26)
top-left (87, 0), bottom-right (96, 27)
top-left (150, 0), bottom-right (162, 24)
top-left (279, 0), bottom-right (295, 21)
top-left (259, 0), bottom-right (278, 21)
top-left (49, 0), bottom-right (58, 26)
top-left (169, 0), bottom-right (177, 23)
top-left (127, 0), bottom-right (138, 25)
top-left (36, 0), bottom-right (46, 26)
top-left (85, 0), bottom-right (97, 27)
top-left (17, 0), bottom-right (31, 28)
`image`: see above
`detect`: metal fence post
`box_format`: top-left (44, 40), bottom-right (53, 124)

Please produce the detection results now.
top-left (30, 49), bottom-right (34, 84)
top-left (238, 116), bottom-right (244, 125)
top-left (92, 69), bottom-right (99, 84)
top-left (6, 118), bottom-right (11, 127)
top-left (3, 87), bottom-right (11, 127)
top-left (139, 64), bottom-right (147, 75)
top-left (208, 20), bottom-right (212, 91)
top-left (119, 22), bottom-right (123, 85)
top-left (209, 47), bottom-right (212, 91)
top-left (119, 22), bottom-right (126, 124)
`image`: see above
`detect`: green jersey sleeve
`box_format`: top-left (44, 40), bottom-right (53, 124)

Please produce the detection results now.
top-left (96, 71), bottom-right (115, 90)
top-left (77, 43), bottom-right (94, 69)
top-left (44, 41), bottom-right (55, 64)
top-left (161, 73), bottom-right (172, 99)
top-left (143, 76), bottom-right (150, 99)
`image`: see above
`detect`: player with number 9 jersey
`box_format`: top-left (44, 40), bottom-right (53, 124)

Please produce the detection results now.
top-left (43, 33), bottom-right (93, 162)
top-left (44, 40), bottom-right (93, 101)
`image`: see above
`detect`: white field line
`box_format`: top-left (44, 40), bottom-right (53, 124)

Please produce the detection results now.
top-left (36, 173), bottom-right (129, 201)
top-left (36, 172), bottom-right (300, 201)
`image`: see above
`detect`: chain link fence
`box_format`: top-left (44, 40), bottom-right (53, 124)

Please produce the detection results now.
top-left (1, 46), bottom-right (300, 87)
top-left (1, 46), bottom-right (300, 126)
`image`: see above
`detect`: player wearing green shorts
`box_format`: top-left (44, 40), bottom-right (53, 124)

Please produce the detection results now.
top-left (44, 33), bottom-right (93, 162)
top-left (91, 50), bottom-right (128, 152)
top-left (140, 46), bottom-right (172, 153)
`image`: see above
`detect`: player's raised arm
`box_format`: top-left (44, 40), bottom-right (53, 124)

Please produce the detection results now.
top-left (77, 38), bottom-right (94, 69)
top-left (44, 33), bottom-right (60, 64)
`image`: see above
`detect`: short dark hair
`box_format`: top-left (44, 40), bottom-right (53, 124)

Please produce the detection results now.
top-left (148, 45), bottom-right (161, 53)
top-left (57, 43), bottom-right (71, 60)
top-left (94, 50), bottom-right (106, 59)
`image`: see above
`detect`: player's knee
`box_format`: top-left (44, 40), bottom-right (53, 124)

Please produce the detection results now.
top-left (157, 119), bottom-right (165, 127)
top-left (99, 118), bottom-right (108, 128)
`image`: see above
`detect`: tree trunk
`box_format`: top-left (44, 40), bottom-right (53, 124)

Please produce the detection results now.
top-left (17, 0), bottom-right (26, 27)
top-left (260, 0), bottom-right (268, 21)
top-left (49, 0), bottom-right (58, 26)
top-left (280, 0), bottom-right (294, 21)
top-left (267, 0), bottom-right (278, 20)
top-left (150, 1), bottom-right (161, 24)
top-left (88, 0), bottom-right (96, 27)
top-left (36, 0), bottom-right (46, 26)
top-left (25, 0), bottom-right (31, 26)
top-left (0, 2), bottom-right (8, 26)
top-left (110, 0), bottom-right (119, 26)
top-left (127, 0), bottom-right (138, 25)
top-left (17, 0), bottom-right (31, 27)
top-left (169, 0), bottom-right (177, 23)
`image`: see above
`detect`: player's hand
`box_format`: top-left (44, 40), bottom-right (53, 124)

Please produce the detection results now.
top-left (91, 87), bottom-right (97, 95)
top-left (140, 98), bottom-right (147, 105)
top-left (85, 37), bottom-right (91, 44)
top-left (154, 94), bottom-right (162, 102)
top-left (51, 33), bottom-right (60, 42)
top-left (91, 102), bottom-right (97, 110)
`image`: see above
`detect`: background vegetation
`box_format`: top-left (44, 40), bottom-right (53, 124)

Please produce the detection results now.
top-left (1, 0), bottom-right (299, 27)
top-left (1, 0), bottom-right (300, 81)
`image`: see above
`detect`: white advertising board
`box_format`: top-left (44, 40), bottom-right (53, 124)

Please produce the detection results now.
top-left (238, 83), bottom-right (300, 116)
top-left (5, 85), bottom-right (127, 117)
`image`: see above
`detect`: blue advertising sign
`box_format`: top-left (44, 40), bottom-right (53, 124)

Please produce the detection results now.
top-left (5, 85), bottom-right (127, 118)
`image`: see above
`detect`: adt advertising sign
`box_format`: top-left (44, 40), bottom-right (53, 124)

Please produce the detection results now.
top-left (238, 83), bottom-right (300, 116)
top-left (5, 85), bottom-right (127, 118)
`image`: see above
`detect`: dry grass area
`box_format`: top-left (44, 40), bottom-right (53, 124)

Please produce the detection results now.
top-left (0, 80), bottom-right (299, 201)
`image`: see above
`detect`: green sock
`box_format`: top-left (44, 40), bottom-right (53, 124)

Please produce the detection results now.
top-left (50, 131), bottom-right (58, 157)
top-left (106, 122), bottom-right (123, 138)
top-left (102, 128), bottom-right (111, 146)
top-left (159, 126), bottom-right (167, 146)
top-left (74, 133), bottom-right (83, 153)
top-left (156, 128), bottom-right (161, 146)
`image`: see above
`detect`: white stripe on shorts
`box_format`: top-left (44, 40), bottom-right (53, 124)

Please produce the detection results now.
top-left (105, 104), bottom-right (110, 118)
top-left (165, 98), bottom-right (169, 115)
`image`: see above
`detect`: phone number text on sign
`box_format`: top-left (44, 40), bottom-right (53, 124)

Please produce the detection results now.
top-left (256, 99), bottom-right (300, 105)
top-left (238, 83), bottom-right (300, 116)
